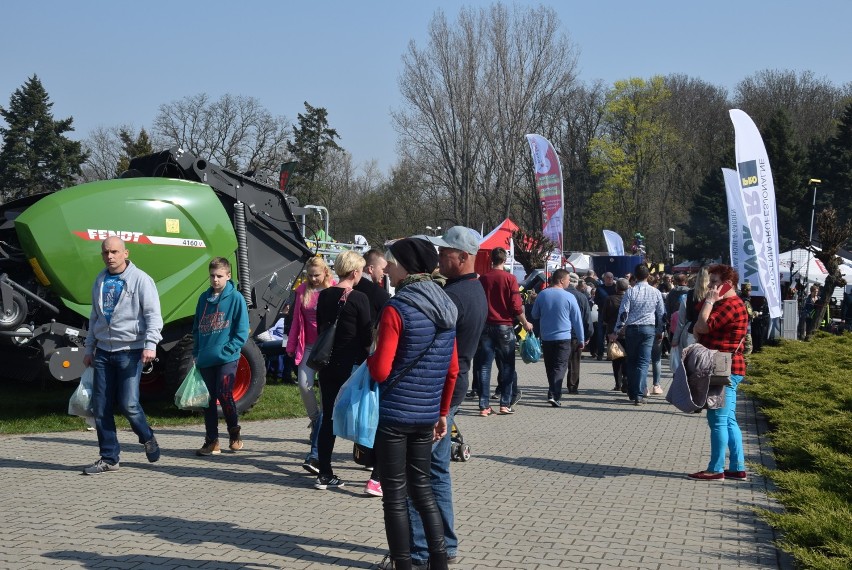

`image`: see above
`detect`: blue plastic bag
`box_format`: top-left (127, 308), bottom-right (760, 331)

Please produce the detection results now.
top-left (520, 332), bottom-right (542, 364)
top-left (332, 362), bottom-right (379, 448)
top-left (174, 365), bottom-right (210, 410)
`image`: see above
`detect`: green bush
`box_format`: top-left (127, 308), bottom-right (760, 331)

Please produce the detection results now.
top-left (744, 333), bottom-right (852, 569)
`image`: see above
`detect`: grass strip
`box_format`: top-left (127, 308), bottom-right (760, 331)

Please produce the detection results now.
top-left (0, 376), bottom-right (305, 435)
top-left (743, 332), bottom-right (852, 570)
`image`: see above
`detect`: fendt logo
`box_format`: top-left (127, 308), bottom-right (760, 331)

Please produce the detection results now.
top-left (77, 229), bottom-right (145, 242)
top-left (738, 160), bottom-right (758, 188)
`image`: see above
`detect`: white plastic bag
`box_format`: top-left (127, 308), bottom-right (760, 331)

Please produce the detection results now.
top-left (68, 368), bottom-right (95, 419)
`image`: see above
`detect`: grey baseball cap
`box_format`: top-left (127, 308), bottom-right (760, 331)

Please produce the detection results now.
top-left (429, 226), bottom-right (480, 255)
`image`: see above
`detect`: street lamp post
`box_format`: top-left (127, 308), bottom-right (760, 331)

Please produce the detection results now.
top-left (668, 228), bottom-right (676, 266)
top-left (805, 179), bottom-right (822, 286)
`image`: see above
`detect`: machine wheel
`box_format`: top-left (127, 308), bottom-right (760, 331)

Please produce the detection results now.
top-left (459, 444), bottom-right (471, 461)
top-left (162, 336), bottom-right (266, 416)
top-left (230, 339), bottom-right (266, 415)
top-left (0, 291), bottom-right (27, 330)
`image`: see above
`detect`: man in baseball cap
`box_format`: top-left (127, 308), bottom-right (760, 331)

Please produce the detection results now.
top-left (407, 225), bottom-right (487, 567)
top-left (429, 225), bottom-right (480, 255)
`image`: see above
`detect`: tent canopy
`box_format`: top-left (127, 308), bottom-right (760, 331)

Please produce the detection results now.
top-left (778, 248), bottom-right (852, 285)
top-left (476, 218), bottom-right (519, 275)
top-left (479, 218), bottom-right (518, 250)
top-left (672, 260), bottom-right (703, 273)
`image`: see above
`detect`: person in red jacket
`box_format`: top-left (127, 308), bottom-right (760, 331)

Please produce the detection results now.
top-left (368, 237), bottom-right (458, 570)
top-left (474, 247), bottom-right (532, 415)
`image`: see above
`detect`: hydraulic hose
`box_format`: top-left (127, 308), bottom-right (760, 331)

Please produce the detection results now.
top-left (233, 202), bottom-right (252, 306)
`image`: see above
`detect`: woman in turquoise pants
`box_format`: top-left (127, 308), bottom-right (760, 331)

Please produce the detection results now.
top-left (688, 264), bottom-right (749, 481)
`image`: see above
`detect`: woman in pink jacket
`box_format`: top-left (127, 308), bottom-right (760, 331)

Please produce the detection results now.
top-left (286, 256), bottom-right (332, 473)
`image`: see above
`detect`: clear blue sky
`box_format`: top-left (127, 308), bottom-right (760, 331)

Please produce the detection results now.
top-left (2, 1), bottom-right (850, 173)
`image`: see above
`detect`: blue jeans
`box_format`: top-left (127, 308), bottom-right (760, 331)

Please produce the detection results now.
top-left (91, 348), bottom-right (153, 464)
top-left (625, 325), bottom-right (655, 401)
top-left (408, 405), bottom-right (458, 564)
top-left (199, 360), bottom-right (239, 442)
top-left (476, 325), bottom-right (517, 409)
top-left (651, 337), bottom-right (662, 387)
top-left (707, 374), bottom-right (745, 473)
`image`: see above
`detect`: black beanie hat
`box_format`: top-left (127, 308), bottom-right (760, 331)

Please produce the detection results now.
top-left (390, 238), bottom-right (438, 275)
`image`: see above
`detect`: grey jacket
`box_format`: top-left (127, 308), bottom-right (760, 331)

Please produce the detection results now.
top-left (84, 260), bottom-right (164, 354)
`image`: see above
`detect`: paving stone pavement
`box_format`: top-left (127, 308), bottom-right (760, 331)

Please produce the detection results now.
top-left (0, 356), bottom-right (794, 569)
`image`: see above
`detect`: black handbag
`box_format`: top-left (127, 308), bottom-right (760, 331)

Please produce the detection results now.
top-left (306, 289), bottom-right (350, 370)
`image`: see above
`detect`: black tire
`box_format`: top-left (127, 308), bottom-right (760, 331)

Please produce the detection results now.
top-left (0, 291), bottom-right (27, 330)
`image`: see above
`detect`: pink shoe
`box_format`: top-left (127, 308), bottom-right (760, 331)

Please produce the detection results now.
top-left (364, 478), bottom-right (383, 497)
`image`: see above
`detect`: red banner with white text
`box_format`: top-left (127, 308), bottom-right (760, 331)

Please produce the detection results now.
top-left (525, 134), bottom-right (564, 251)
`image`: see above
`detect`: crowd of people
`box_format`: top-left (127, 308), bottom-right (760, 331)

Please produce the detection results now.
top-left (80, 230), bottom-right (765, 569)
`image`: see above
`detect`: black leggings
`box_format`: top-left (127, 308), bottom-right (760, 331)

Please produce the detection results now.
top-left (316, 362), bottom-right (351, 477)
top-left (375, 423), bottom-right (447, 569)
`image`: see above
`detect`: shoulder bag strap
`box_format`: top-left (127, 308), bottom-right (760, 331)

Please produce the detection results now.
top-left (379, 331), bottom-right (439, 398)
top-left (330, 287), bottom-right (351, 326)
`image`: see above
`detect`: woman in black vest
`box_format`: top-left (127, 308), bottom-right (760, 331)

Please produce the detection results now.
top-left (368, 237), bottom-right (459, 570)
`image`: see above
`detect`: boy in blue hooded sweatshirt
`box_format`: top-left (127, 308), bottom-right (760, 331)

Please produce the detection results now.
top-left (193, 257), bottom-right (250, 455)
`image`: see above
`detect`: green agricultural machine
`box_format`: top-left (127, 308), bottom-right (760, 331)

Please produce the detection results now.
top-left (0, 147), bottom-right (312, 412)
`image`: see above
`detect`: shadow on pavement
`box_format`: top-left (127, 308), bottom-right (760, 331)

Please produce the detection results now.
top-left (486, 454), bottom-right (685, 479)
top-left (43, 550), bottom-right (279, 569)
top-left (96, 514), bottom-right (383, 567)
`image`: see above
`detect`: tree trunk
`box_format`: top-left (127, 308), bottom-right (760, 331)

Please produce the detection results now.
top-left (806, 275), bottom-right (835, 340)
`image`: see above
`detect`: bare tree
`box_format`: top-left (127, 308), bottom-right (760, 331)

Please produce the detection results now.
top-left (394, 4), bottom-right (579, 231)
top-left (152, 93), bottom-right (290, 176)
top-left (81, 125), bottom-right (123, 182)
top-left (734, 69), bottom-right (847, 146)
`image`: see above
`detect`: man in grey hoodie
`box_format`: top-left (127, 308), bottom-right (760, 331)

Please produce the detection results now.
top-left (82, 236), bottom-right (164, 475)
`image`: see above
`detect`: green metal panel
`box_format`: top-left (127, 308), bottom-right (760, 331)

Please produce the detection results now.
top-left (15, 178), bottom-right (238, 322)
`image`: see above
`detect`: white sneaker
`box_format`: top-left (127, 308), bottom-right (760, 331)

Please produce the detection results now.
top-left (652, 385), bottom-right (664, 395)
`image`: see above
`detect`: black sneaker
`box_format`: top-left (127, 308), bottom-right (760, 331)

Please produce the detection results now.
top-left (314, 474), bottom-right (345, 490)
top-left (302, 457), bottom-right (320, 475)
top-left (83, 459), bottom-right (120, 475)
top-left (144, 435), bottom-right (160, 463)
top-left (510, 389), bottom-right (523, 408)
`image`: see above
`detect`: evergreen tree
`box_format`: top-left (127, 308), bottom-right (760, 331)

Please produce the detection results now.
top-left (0, 75), bottom-right (87, 200)
top-left (116, 127), bottom-right (153, 177)
top-left (678, 168), bottom-right (729, 262)
top-left (762, 108), bottom-right (807, 249)
top-left (286, 102), bottom-right (341, 206)
top-left (820, 100), bottom-right (852, 225)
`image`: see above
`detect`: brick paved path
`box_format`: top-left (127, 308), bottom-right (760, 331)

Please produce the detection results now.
top-left (1, 357), bottom-right (791, 569)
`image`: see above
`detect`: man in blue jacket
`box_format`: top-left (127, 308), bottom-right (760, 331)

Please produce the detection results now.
top-left (83, 237), bottom-right (163, 475)
top-left (532, 269), bottom-right (585, 407)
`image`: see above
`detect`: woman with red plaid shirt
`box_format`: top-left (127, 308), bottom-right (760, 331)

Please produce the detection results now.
top-left (688, 264), bottom-right (750, 481)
